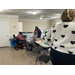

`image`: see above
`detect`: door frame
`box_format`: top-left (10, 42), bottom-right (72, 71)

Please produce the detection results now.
top-left (0, 19), bottom-right (10, 47)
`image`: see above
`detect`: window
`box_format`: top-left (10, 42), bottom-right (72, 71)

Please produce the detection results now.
top-left (18, 22), bottom-right (23, 32)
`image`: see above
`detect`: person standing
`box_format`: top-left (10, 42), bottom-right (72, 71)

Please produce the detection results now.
top-left (45, 9), bottom-right (75, 65)
top-left (34, 26), bottom-right (41, 38)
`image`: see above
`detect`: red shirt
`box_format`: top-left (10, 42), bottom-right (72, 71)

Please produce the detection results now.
top-left (35, 30), bottom-right (38, 32)
top-left (35, 30), bottom-right (38, 37)
top-left (17, 34), bottom-right (25, 41)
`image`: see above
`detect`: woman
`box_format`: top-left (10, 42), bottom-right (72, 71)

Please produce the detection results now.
top-left (30, 32), bottom-right (43, 47)
top-left (45, 9), bottom-right (75, 65)
top-left (26, 32), bottom-right (43, 51)
top-left (34, 26), bottom-right (41, 38)
top-left (17, 32), bottom-right (25, 41)
top-left (17, 32), bottom-right (27, 44)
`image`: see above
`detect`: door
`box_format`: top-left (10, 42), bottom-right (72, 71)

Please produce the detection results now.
top-left (18, 22), bottom-right (23, 32)
top-left (0, 19), bottom-right (10, 47)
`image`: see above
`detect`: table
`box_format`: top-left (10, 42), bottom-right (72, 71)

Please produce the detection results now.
top-left (22, 32), bottom-right (45, 41)
top-left (35, 41), bottom-right (50, 48)
top-left (35, 41), bottom-right (51, 56)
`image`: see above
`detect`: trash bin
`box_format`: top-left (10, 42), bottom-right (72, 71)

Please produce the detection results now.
top-left (9, 38), bottom-right (14, 48)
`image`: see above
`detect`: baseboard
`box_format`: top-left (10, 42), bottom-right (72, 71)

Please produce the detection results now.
top-left (0, 46), bottom-right (9, 48)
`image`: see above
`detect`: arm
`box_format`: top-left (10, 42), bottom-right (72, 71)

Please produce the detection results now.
top-left (36, 39), bottom-right (43, 41)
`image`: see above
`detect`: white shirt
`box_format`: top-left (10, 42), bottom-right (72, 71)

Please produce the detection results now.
top-left (45, 22), bottom-right (75, 54)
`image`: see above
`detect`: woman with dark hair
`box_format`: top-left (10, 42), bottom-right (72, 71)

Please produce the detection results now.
top-left (45, 9), bottom-right (75, 65)
top-left (34, 26), bottom-right (41, 38)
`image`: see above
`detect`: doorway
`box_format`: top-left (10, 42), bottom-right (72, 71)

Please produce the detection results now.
top-left (0, 19), bottom-right (10, 47)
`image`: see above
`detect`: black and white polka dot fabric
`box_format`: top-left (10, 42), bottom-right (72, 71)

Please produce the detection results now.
top-left (45, 22), bottom-right (75, 54)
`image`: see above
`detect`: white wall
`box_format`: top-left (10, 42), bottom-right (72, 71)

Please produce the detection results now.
top-left (19, 20), bottom-right (50, 32)
top-left (49, 18), bottom-right (62, 27)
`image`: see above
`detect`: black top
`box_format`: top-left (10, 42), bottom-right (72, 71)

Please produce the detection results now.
top-left (63, 20), bottom-right (72, 22)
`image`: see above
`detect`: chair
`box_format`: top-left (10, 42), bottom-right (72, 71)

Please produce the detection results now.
top-left (34, 46), bottom-right (51, 65)
top-left (43, 47), bottom-right (50, 55)
top-left (26, 42), bottom-right (37, 56)
top-left (25, 42), bottom-right (32, 56)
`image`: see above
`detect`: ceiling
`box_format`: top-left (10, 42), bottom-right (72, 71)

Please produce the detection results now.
top-left (0, 9), bottom-right (74, 21)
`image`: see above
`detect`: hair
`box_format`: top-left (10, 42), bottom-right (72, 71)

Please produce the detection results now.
top-left (19, 32), bottom-right (22, 35)
top-left (35, 26), bottom-right (38, 30)
top-left (61, 9), bottom-right (74, 21)
top-left (34, 32), bottom-right (38, 35)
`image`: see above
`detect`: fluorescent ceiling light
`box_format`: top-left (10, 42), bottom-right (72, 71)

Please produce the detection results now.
top-left (0, 9), bottom-right (3, 11)
top-left (32, 11), bottom-right (37, 14)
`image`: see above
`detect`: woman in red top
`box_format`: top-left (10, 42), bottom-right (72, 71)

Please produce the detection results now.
top-left (34, 27), bottom-right (38, 37)
top-left (35, 30), bottom-right (38, 32)
top-left (34, 26), bottom-right (41, 38)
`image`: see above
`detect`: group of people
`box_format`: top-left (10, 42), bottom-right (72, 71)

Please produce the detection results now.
top-left (17, 26), bottom-right (42, 46)
top-left (17, 9), bottom-right (75, 65)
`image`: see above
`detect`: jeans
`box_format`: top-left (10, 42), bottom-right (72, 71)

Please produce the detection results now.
top-left (50, 47), bottom-right (75, 65)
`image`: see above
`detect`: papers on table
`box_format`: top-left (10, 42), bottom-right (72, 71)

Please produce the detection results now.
top-left (35, 41), bottom-right (42, 43)
top-left (35, 40), bottom-right (50, 47)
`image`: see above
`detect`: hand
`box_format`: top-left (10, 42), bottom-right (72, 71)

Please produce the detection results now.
top-left (36, 39), bottom-right (43, 41)
top-left (41, 39), bottom-right (44, 41)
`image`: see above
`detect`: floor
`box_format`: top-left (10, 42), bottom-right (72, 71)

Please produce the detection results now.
top-left (0, 47), bottom-right (51, 65)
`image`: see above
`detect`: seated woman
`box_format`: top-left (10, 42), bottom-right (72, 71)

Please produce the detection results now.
top-left (17, 32), bottom-right (27, 44)
top-left (30, 32), bottom-right (43, 47)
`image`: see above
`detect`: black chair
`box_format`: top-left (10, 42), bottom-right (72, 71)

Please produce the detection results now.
top-left (26, 42), bottom-right (37, 56)
top-left (34, 46), bottom-right (51, 65)
top-left (13, 34), bottom-right (16, 39)
top-left (13, 34), bottom-right (19, 44)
